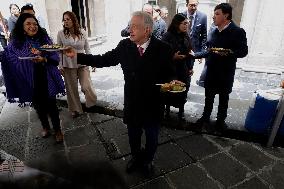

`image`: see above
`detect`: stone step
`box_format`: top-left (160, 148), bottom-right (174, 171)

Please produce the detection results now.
top-left (238, 64), bottom-right (284, 74)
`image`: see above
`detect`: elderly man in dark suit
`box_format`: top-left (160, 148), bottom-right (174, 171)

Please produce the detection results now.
top-left (64, 11), bottom-right (178, 176)
top-left (194, 3), bottom-right (248, 132)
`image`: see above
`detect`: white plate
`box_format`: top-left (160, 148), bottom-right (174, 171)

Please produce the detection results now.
top-left (169, 88), bottom-right (186, 93)
top-left (38, 47), bottom-right (68, 52)
top-left (18, 56), bottom-right (39, 60)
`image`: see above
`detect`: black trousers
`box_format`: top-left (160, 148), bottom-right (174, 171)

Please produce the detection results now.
top-left (32, 63), bottom-right (61, 131)
top-left (198, 64), bottom-right (207, 86)
top-left (33, 98), bottom-right (61, 131)
top-left (127, 122), bottom-right (160, 164)
top-left (202, 88), bottom-right (230, 122)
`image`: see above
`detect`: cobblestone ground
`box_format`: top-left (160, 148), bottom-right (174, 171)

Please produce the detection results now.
top-left (0, 104), bottom-right (284, 188)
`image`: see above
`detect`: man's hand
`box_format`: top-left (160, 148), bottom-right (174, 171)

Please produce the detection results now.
top-left (189, 50), bottom-right (195, 57)
top-left (63, 46), bottom-right (77, 58)
top-left (173, 51), bottom-right (186, 60)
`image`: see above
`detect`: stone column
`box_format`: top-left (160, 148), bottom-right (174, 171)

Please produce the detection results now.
top-left (240, 0), bottom-right (284, 70)
top-left (239, 0), bottom-right (261, 55)
top-left (45, 0), bottom-right (71, 41)
top-left (227, 0), bottom-right (245, 26)
top-left (103, 0), bottom-right (143, 43)
top-left (85, 0), bottom-right (93, 37)
top-left (93, 0), bottom-right (106, 36)
top-left (158, 0), bottom-right (176, 26)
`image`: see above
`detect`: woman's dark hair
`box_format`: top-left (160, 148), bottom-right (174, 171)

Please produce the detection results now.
top-left (11, 13), bottom-right (48, 47)
top-left (215, 3), bottom-right (232, 20)
top-left (167, 13), bottom-right (187, 34)
top-left (62, 11), bottom-right (82, 39)
top-left (9, 4), bottom-right (20, 13)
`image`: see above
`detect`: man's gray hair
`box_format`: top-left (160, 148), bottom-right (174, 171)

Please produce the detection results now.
top-left (132, 11), bottom-right (153, 34)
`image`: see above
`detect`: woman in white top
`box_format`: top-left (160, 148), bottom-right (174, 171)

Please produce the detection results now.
top-left (57, 11), bottom-right (96, 118)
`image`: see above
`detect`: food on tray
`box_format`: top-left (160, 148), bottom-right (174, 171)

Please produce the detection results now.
top-left (161, 83), bottom-right (171, 92)
top-left (210, 47), bottom-right (233, 53)
top-left (161, 81), bottom-right (186, 92)
top-left (172, 84), bottom-right (185, 91)
top-left (40, 44), bottom-right (63, 49)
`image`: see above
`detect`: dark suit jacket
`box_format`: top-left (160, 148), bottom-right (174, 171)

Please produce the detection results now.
top-left (195, 22), bottom-right (248, 93)
top-left (182, 10), bottom-right (207, 52)
top-left (77, 36), bottom-right (175, 125)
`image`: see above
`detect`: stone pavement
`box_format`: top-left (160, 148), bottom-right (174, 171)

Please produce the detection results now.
top-left (0, 92), bottom-right (284, 188)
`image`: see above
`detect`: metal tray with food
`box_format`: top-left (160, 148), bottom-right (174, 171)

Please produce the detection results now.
top-left (157, 81), bottom-right (186, 93)
top-left (210, 47), bottom-right (233, 53)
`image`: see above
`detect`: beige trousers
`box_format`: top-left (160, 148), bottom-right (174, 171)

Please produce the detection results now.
top-left (63, 67), bottom-right (97, 113)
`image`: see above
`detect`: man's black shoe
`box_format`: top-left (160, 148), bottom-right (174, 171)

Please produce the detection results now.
top-left (196, 117), bottom-right (210, 125)
top-left (215, 120), bottom-right (227, 133)
top-left (142, 162), bottom-right (154, 177)
top-left (193, 117), bottom-right (210, 133)
top-left (126, 157), bottom-right (142, 173)
top-left (178, 111), bottom-right (185, 121)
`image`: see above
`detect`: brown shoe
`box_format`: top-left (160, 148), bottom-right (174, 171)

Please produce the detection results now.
top-left (55, 131), bottom-right (64, 143)
top-left (71, 111), bottom-right (83, 118)
top-left (41, 128), bottom-right (51, 138)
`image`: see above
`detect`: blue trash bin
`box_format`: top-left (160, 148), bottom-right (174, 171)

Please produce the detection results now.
top-left (245, 90), bottom-right (281, 135)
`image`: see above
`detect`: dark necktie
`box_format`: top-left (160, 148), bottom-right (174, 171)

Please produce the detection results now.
top-left (188, 15), bottom-right (194, 33)
top-left (138, 46), bottom-right (144, 56)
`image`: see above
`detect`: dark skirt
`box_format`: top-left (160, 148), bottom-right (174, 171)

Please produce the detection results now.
top-left (163, 89), bottom-right (188, 108)
top-left (163, 76), bottom-right (191, 108)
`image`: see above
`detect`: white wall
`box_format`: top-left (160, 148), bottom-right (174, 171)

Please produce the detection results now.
top-left (104, 0), bottom-right (143, 44)
top-left (241, 0), bottom-right (284, 69)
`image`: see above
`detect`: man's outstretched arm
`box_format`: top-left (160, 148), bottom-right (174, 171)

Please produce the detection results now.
top-left (64, 44), bottom-right (121, 68)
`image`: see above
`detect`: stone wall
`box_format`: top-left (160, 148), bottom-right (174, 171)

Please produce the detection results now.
top-left (240, 0), bottom-right (284, 71)
top-left (226, 0), bottom-right (245, 26)
top-left (45, 0), bottom-right (71, 41)
top-left (158, 0), bottom-right (176, 26)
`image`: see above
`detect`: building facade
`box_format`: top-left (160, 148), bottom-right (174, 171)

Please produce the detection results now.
top-left (1, 0), bottom-right (283, 72)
